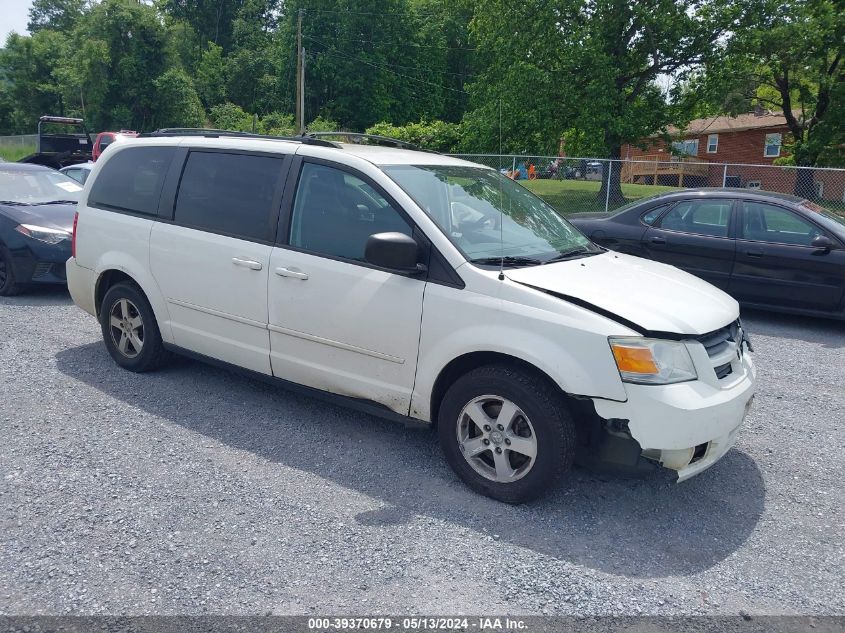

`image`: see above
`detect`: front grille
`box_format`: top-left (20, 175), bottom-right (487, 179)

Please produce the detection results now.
top-left (714, 362), bottom-right (733, 379)
top-left (32, 262), bottom-right (52, 278)
top-left (31, 262), bottom-right (65, 280)
top-left (696, 320), bottom-right (741, 380)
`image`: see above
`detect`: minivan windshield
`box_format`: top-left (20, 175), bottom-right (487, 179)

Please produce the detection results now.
top-left (384, 165), bottom-right (598, 265)
top-left (0, 168), bottom-right (83, 205)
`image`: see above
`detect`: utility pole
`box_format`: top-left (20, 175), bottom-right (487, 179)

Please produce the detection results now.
top-left (295, 8), bottom-right (305, 134)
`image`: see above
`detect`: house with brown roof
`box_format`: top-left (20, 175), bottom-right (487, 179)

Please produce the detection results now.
top-left (628, 110), bottom-right (790, 162)
top-left (619, 110), bottom-right (844, 202)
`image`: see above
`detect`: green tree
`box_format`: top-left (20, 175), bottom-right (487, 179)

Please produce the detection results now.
top-left (1, 30), bottom-right (69, 131)
top-left (366, 119), bottom-right (463, 151)
top-left (153, 68), bottom-right (206, 128)
top-left (208, 102), bottom-right (254, 131)
top-left (468, 0), bottom-right (725, 201)
top-left (196, 42), bottom-right (227, 107)
top-left (63, 0), bottom-right (169, 131)
top-left (156, 0), bottom-right (246, 55)
top-left (27, 0), bottom-right (87, 33)
top-left (702, 0), bottom-right (844, 195)
top-left (276, 0), bottom-right (459, 130)
top-left (225, 0), bottom-right (280, 113)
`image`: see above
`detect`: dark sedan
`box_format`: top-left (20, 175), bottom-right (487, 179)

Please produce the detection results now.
top-left (0, 163), bottom-right (81, 296)
top-left (570, 189), bottom-right (845, 319)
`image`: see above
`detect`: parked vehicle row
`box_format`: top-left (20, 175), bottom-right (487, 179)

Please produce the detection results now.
top-left (570, 190), bottom-right (845, 319)
top-left (64, 132), bottom-right (756, 502)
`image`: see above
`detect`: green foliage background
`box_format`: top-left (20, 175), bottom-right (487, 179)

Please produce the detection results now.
top-left (0, 0), bottom-right (841, 172)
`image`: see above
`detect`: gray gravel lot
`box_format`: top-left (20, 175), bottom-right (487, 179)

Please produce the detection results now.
top-left (1, 288), bottom-right (843, 616)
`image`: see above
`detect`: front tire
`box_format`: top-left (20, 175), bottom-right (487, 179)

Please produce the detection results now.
top-left (0, 247), bottom-right (23, 296)
top-left (99, 282), bottom-right (170, 372)
top-left (437, 364), bottom-right (576, 503)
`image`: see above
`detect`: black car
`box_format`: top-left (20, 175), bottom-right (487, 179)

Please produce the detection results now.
top-left (570, 188), bottom-right (845, 319)
top-left (0, 163), bottom-right (81, 296)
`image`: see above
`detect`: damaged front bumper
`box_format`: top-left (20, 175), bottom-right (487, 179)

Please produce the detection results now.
top-left (591, 346), bottom-right (756, 481)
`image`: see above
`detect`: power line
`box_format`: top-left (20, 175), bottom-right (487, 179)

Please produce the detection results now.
top-left (314, 47), bottom-right (470, 95)
top-left (302, 35), bottom-right (475, 78)
top-left (300, 8), bottom-right (453, 18)
top-left (304, 34), bottom-right (476, 52)
top-left (303, 51), bottom-right (450, 105)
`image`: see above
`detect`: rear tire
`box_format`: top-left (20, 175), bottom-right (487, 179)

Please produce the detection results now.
top-left (437, 364), bottom-right (576, 503)
top-left (0, 247), bottom-right (23, 296)
top-left (100, 282), bottom-right (170, 372)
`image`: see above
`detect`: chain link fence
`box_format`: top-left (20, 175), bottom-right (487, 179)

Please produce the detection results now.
top-left (450, 154), bottom-right (845, 217)
top-left (0, 134), bottom-right (38, 161)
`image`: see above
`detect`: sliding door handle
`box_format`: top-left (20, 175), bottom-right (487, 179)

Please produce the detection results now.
top-left (745, 250), bottom-right (764, 258)
top-left (232, 257), bottom-right (263, 270)
top-left (275, 266), bottom-right (309, 280)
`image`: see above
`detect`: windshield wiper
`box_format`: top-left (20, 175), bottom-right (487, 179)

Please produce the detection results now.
top-left (469, 255), bottom-right (544, 267)
top-left (0, 200), bottom-right (30, 206)
top-left (543, 248), bottom-right (602, 264)
top-left (39, 200), bottom-right (78, 205)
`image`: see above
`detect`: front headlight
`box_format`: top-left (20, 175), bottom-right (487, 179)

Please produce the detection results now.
top-left (14, 224), bottom-right (71, 245)
top-left (609, 337), bottom-right (697, 385)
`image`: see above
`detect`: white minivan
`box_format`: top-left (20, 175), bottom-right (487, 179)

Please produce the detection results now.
top-left (66, 132), bottom-right (756, 502)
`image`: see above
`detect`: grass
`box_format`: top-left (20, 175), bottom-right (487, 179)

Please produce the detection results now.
top-left (523, 177), bottom-right (845, 218)
top-left (0, 145), bottom-right (36, 162)
top-left (522, 178), bottom-right (680, 215)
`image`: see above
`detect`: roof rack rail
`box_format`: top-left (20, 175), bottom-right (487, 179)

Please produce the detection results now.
top-left (305, 132), bottom-right (439, 153)
top-left (138, 128), bottom-right (341, 148)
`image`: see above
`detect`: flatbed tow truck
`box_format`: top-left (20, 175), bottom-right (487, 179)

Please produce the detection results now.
top-left (18, 115), bottom-right (93, 169)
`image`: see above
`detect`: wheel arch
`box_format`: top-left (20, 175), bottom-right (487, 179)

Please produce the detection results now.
top-left (93, 268), bottom-right (172, 340)
top-left (429, 351), bottom-right (568, 428)
top-left (94, 269), bottom-right (136, 316)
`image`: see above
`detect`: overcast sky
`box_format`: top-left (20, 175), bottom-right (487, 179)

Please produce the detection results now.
top-left (1, 0), bottom-right (33, 43)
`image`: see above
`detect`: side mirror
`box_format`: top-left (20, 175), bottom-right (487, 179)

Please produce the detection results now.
top-left (811, 235), bottom-right (835, 253)
top-left (365, 232), bottom-right (425, 273)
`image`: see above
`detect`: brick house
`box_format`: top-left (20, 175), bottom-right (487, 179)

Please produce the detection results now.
top-left (619, 111), bottom-right (845, 203)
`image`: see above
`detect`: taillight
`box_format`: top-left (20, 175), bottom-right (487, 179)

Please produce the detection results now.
top-left (71, 211), bottom-right (79, 258)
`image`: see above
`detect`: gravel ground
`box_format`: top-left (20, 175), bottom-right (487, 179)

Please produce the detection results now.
top-left (1, 287), bottom-right (843, 616)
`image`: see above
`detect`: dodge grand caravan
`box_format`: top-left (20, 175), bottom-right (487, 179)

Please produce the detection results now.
top-left (66, 132), bottom-right (756, 502)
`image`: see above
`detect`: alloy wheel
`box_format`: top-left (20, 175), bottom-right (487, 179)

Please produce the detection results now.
top-left (456, 395), bottom-right (538, 482)
top-left (108, 298), bottom-right (145, 359)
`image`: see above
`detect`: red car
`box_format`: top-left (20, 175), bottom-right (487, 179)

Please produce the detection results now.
top-left (92, 130), bottom-right (138, 161)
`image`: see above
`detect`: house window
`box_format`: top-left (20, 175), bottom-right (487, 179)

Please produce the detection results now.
top-left (672, 139), bottom-right (699, 157)
top-left (764, 133), bottom-right (782, 158)
top-left (707, 134), bottom-right (718, 153)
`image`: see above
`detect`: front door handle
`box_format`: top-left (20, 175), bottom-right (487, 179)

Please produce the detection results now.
top-left (275, 266), bottom-right (309, 280)
top-left (232, 257), bottom-right (263, 270)
top-left (650, 237), bottom-right (666, 245)
top-left (745, 250), bottom-right (764, 258)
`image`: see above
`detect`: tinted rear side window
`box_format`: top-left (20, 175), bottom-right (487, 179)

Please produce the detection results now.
top-left (174, 151), bottom-right (284, 242)
top-left (89, 146), bottom-right (175, 215)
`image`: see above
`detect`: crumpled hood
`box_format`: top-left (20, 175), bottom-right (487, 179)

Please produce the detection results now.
top-left (0, 202), bottom-right (76, 233)
top-left (505, 251), bottom-right (739, 335)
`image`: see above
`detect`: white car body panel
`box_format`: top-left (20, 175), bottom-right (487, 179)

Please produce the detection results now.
top-left (505, 251), bottom-right (740, 335)
top-left (267, 247), bottom-right (425, 414)
top-left (410, 265), bottom-right (636, 420)
top-left (72, 205), bottom-right (175, 343)
top-left (149, 223), bottom-right (273, 375)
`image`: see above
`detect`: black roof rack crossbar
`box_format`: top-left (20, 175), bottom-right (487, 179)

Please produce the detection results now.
top-left (305, 132), bottom-right (440, 153)
top-left (138, 128), bottom-right (341, 148)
